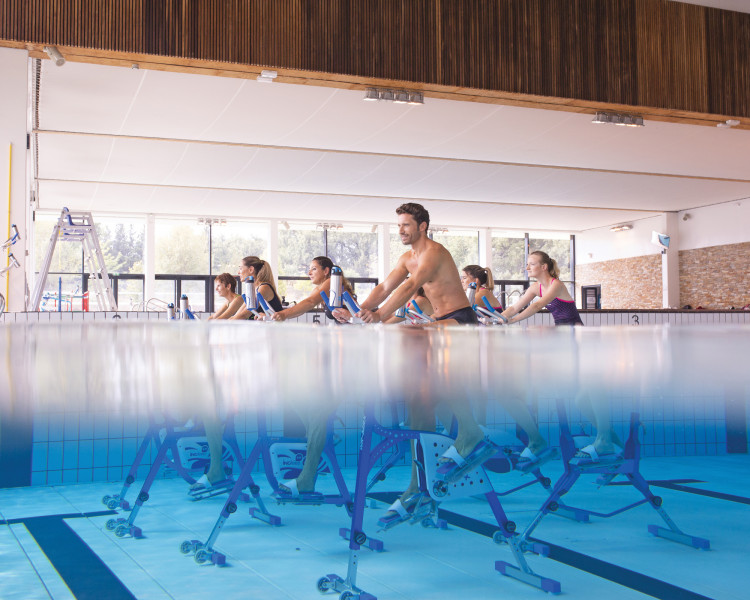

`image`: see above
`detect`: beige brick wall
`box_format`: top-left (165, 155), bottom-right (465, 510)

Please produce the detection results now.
top-left (679, 241), bottom-right (750, 309)
top-left (576, 241), bottom-right (750, 309)
top-left (576, 255), bottom-right (662, 309)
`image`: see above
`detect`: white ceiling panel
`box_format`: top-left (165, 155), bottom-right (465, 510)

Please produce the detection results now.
top-left (35, 60), bottom-right (750, 233)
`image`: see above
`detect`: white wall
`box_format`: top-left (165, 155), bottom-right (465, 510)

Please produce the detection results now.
top-left (577, 199), bottom-right (750, 265)
top-left (0, 47), bottom-right (29, 312)
top-left (677, 200), bottom-right (750, 250)
top-left (577, 215), bottom-right (665, 264)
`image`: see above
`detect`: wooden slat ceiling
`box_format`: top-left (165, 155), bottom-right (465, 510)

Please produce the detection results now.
top-left (1, 0), bottom-right (748, 124)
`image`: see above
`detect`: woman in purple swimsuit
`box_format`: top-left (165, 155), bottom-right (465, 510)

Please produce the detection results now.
top-left (498, 251), bottom-right (623, 463)
top-left (497, 251), bottom-right (582, 326)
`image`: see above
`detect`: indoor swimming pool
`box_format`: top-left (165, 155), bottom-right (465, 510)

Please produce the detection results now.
top-left (1, 322), bottom-right (748, 600)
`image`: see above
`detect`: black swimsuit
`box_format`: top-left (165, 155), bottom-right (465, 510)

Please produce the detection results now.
top-left (254, 282), bottom-right (283, 316)
top-left (436, 305), bottom-right (478, 325)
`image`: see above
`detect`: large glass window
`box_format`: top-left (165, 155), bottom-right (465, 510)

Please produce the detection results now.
top-left (491, 232), bottom-right (526, 280)
top-left (94, 216), bottom-right (145, 274)
top-left (278, 222), bottom-right (325, 303)
top-left (528, 235), bottom-right (571, 281)
top-left (389, 233), bottom-right (404, 272)
top-left (328, 225), bottom-right (377, 278)
top-left (211, 221), bottom-right (268, 276)
top-left (155, 218), bottom-right (209, 275)
top-left (431, 229), bottom-right (479, 271)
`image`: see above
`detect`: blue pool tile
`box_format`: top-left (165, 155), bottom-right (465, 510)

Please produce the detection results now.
top-left (77, 468), bottom-right (93, 483)
top-left (47, 442), bottom-right (63, 470)
top-left (46, 470), bottom-right (62, 485)
top-left (665, 425), bottom-right (675, 444)
top-left (30, 471), bottom-right (47, 485)
top-left (107, 440), bottom-right (123, 466)
top-left (94, 414), bottom-right (109, 439)
top-left (122, 439), bottom-right (138, 465)
top-left (31, 443), bottom-right (48, 471)
top-left (62, 441), bottom-right (79, 469)
top-left (79, 414), bottom-right (94, 439)
top-left (685, 426), bottom-right (695, 444)
top-left (107, 467), bottom-right (123, 481)
top-left (48, 416), bottom-right (64, 442)
top-left (78, 440), bottom-right (94, 469)
top-left (123, 418), bottom-right (139, 437)
top-left (108, 415), bottom-right (123, 438)
top-left (93, 440), bottom-right (109, 467)
top-left (33, 415), bottom-right (49, 442)
top-left (64, 413), bottom-right (79, 440)
top-left (93, 467), bottom-right (107, 482)
top-left (62, 469), bottom-right (78, 484)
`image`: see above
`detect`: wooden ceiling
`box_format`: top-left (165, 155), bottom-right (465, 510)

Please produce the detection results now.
top-left (1, 0), bottom-right (748, 126)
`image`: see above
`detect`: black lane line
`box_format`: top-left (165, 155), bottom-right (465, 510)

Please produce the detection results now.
top-left (649, 482), bottom-right (750, 505)
top-left (368, 491), bottom-right (714, 600)
top-left (604, 478), bottom-right (750, 505)
top-left (5, 511), bottom-right (137, 600)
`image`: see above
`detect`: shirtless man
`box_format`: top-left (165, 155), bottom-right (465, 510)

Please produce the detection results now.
top-left (349, 202), bottom-right (478, 326)
top-left (337, 203), bottom-right (486, 528)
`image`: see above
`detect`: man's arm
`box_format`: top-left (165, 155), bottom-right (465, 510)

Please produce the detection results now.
top-left (364, 248), bottom-right (439, 323)
top-left (334, 256), bottom-right (409, 322)
top-left (360, 260), bottom-right (409, 310)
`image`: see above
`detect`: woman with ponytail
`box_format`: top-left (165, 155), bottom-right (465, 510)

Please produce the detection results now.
top-left (231, 256), bottom-right (283, 320)
top-left (271, 256), bottom-right (353, 322)
top-left (497, 251), bottom-right (582, 326)
top-left (461, 265), bottom-right (502, 310)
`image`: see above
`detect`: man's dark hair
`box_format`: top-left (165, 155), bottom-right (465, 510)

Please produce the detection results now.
top-left (396, 203), bottom-right (430, 230)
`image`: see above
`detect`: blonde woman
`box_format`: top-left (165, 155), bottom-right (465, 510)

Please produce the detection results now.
top-left (230, 256), bottom-right (283, 320)
top-left (498, 251), bottom-right (582, 326)
top-left (461, 265), bottom-right (502, 310)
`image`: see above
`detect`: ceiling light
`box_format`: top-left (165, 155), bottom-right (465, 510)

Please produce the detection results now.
top-left (592, 112), bottom-right (609, 124)
top-left (592, 111), bottom-right (644, 127)
top-left (610, 224), bottom-right (633, 232)
top-left (363, 87), bottom-right (424, 106)
top-left (407, 91), bottom-right (424, 105)
top-left (257, 70), bottom-right (278, 83)
top-left (44, 46), bottom-right (65, 67)
top-left (393, 90), bottom-right (409, 104)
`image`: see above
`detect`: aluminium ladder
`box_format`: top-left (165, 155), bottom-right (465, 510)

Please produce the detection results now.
top-left (31, 208), bottom-right (117, 311)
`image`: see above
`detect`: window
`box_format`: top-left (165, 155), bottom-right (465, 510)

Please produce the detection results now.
top-left (431, 229), bottom-right (479, 270)
top-left (328, 225), bottom-right (377, 279)
top-left (278, 222), bottom-right (325, 303)
top-left (389, 233), bottom-right (404, 272)
top-left (212, 221), bottom-right (268, 276)
top-left (155, 218), bottom-right (209, 275)
top-left (491, 232), bottom-right (526, 280)
top-left (94, 216), bottom-right (145, 274)
top-left (529, 236), bottom-right (571, 281)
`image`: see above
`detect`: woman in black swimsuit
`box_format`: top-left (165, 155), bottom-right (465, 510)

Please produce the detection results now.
top-left (230, 255), bottom-right (283, 319)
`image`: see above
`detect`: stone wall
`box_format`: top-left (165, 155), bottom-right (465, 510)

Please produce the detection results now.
top-left (576, 254), bottom-right (662, 309)
top-left (575, 241), bottom-right (750, 309)
top-left (679, 241), bottom-right (750, 310)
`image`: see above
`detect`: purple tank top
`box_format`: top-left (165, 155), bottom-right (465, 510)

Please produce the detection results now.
top-left (541, 281), bottom-right (583, 326)
top-left (545, 297), bottom-right (583, 326)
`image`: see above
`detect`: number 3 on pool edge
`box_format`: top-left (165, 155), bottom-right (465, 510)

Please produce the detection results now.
top-left (631, 315), bottom-right (640, 325)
